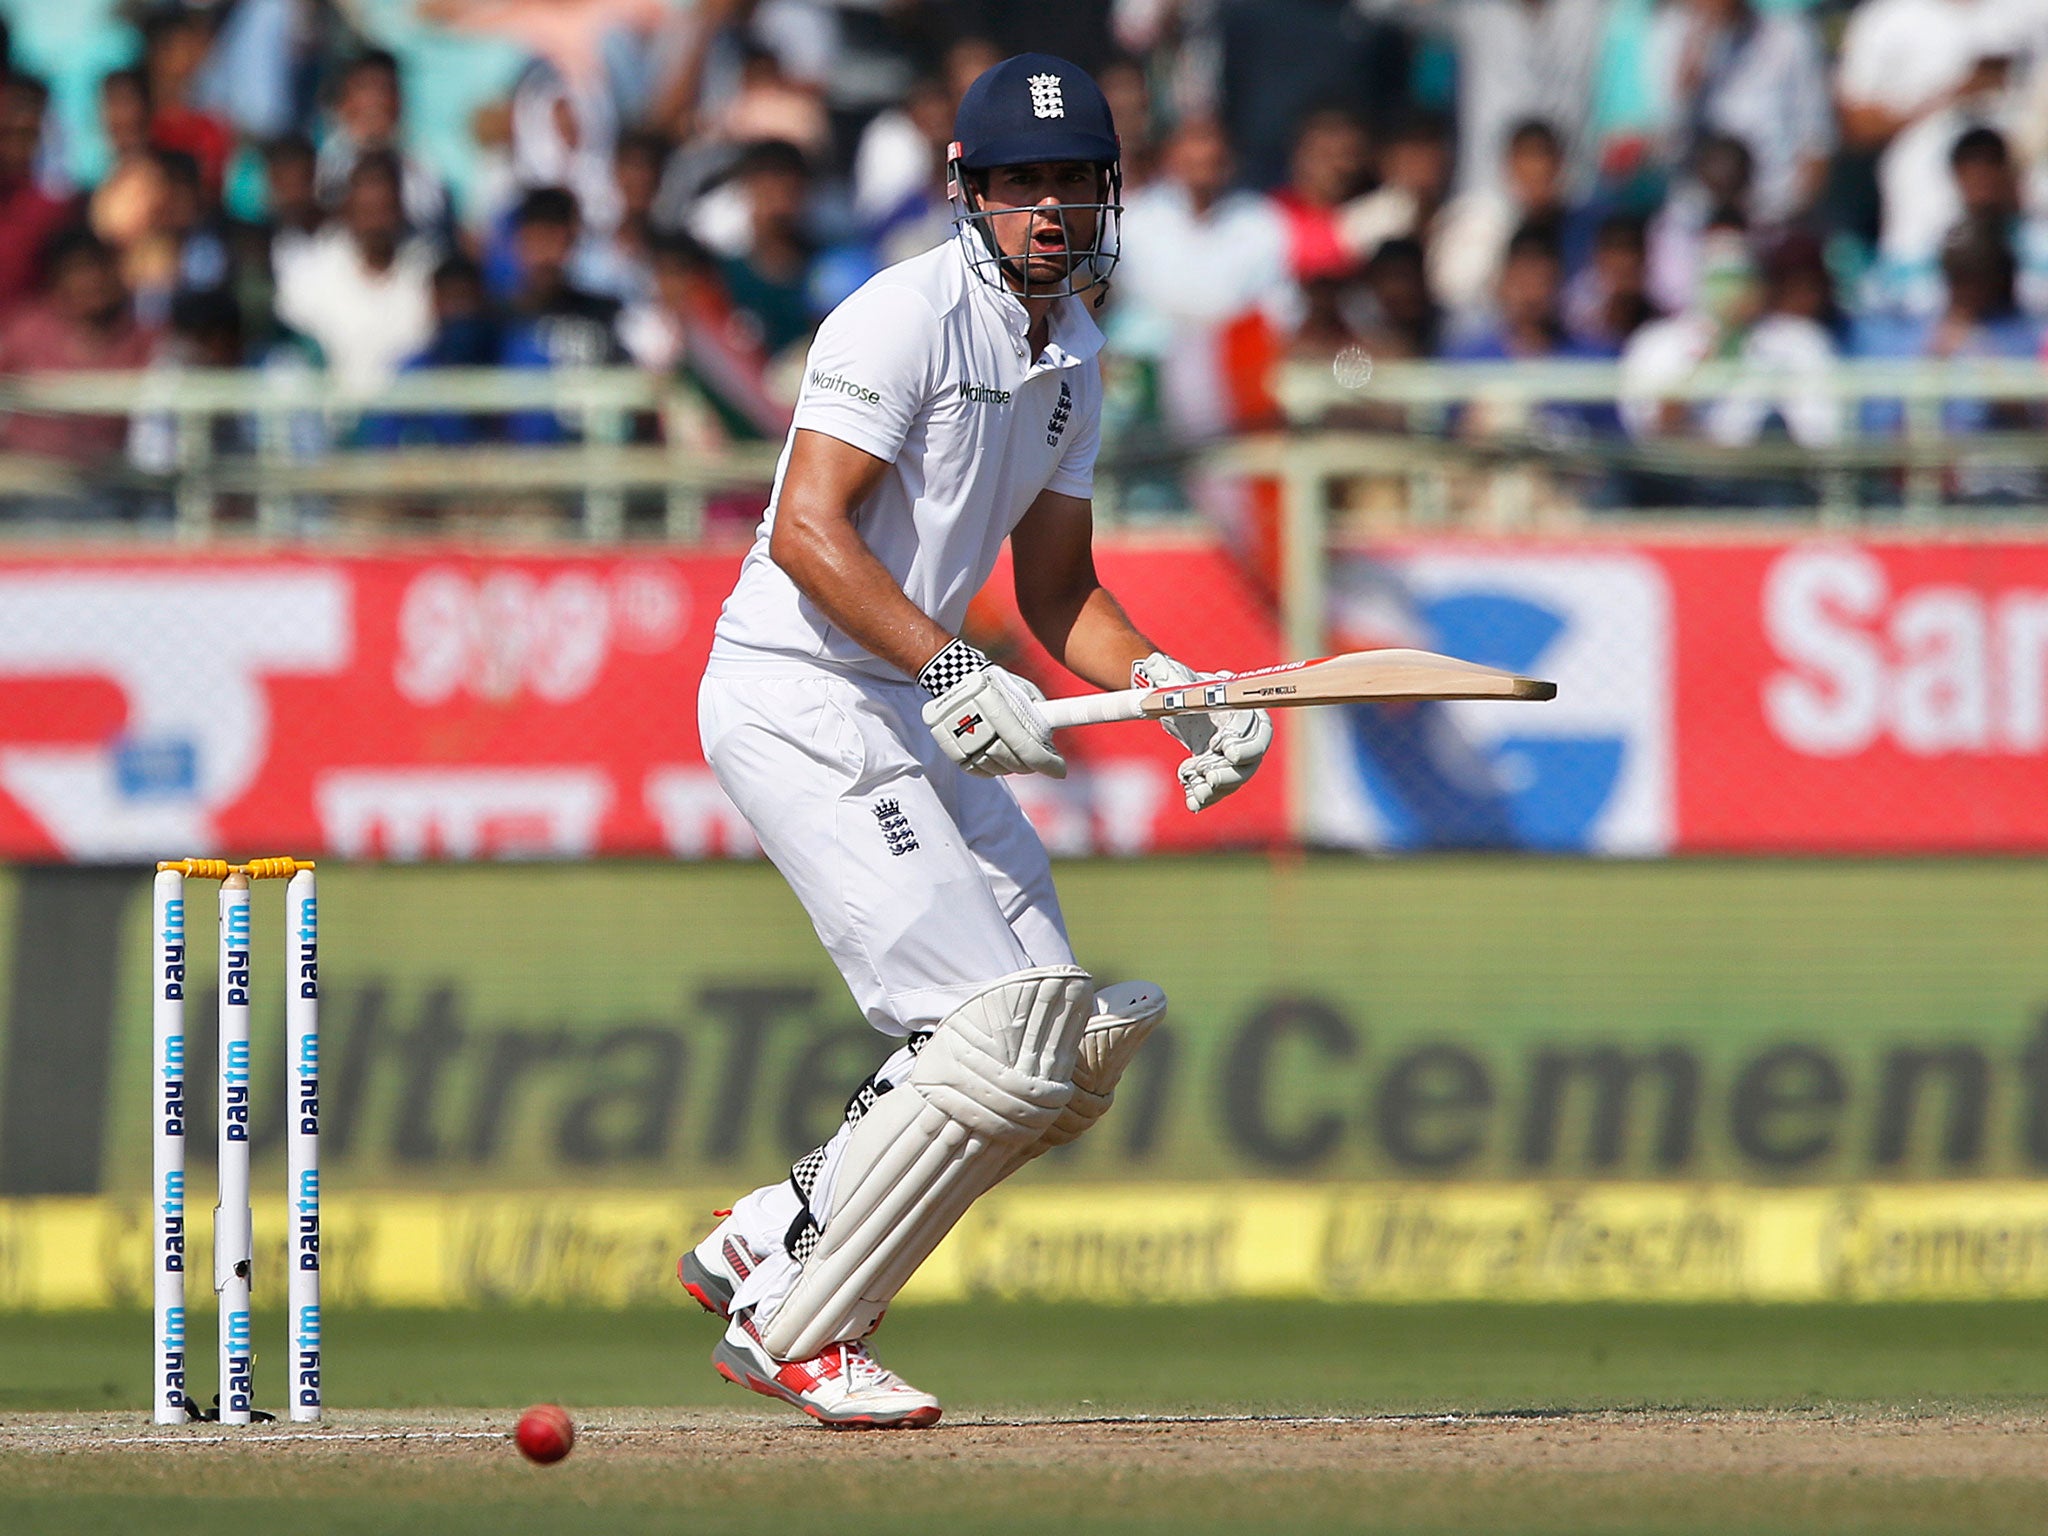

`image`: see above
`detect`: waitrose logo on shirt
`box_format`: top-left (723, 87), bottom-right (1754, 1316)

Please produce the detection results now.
top-left (809, 370), bottom-right (881, 404)
top-left (958, 381), bottom-right (1012, 405)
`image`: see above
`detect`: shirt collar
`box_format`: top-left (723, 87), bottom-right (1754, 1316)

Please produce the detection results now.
top-left (954, 228), bottom-right (1105, 369)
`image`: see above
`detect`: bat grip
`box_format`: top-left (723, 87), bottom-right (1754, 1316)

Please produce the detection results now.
top-left (1039, 688), bottom-right (1148, 729)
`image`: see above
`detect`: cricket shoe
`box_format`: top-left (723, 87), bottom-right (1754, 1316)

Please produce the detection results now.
top-left (712, 1315), bottom-right (942, 1429)
top-left (677, 1213), bottom-right (756, 1319)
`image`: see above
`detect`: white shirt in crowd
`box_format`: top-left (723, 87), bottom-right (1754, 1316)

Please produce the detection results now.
top-left (1111, 181), bottom-right (1296, 437)
top-left (1620, 311), bottom-right (1841, 447)
top-left (853, 107), bottom-right (936, 226)
top-left (272, 229), bottom-right (436, 398)
top-left (1417, 0), bottom-right (1610, 196)
top-left (711, 235), bottom-right (1104, 680)
top-left (1644, 7), bottom-right (1835, 225)
top-left (1423, 187), bottom-right (1519, 321)
top-left (1837, 0), bottom-right (2040, 261)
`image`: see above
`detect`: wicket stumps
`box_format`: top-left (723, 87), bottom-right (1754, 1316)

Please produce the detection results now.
top-left (152, 857), bottom-right (321, 1426)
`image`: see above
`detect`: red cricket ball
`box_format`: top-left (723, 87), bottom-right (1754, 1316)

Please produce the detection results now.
top-left (514, 1404), bottom-right (575, 1464)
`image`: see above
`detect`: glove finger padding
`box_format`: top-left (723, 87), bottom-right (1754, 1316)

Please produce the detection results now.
top-left (1178, 707), bottom-right (1273, 810)
top-left (1137, 651), bottom-right (1273, 809)
top-left (923, 664), bottom-right (1066, 779)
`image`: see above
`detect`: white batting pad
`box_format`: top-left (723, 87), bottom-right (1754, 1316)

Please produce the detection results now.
top-left (759, 965), bottom-right (1092, 1360)
top-left (1034, 979), bottom-right (1168, 1153)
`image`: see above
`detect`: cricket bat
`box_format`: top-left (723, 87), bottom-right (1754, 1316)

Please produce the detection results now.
top-left (1037, 648), bottom-right (1557, 730)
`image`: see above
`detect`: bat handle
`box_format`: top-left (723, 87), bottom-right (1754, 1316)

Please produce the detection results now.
top-left (1039, 688), bottom-right (1148, 730)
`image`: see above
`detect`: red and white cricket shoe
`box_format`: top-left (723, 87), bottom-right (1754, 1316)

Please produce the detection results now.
top-left (677, 1214), bottom-right (756, 1319)
top-left (712, 1315), bottom-right (942, 1429)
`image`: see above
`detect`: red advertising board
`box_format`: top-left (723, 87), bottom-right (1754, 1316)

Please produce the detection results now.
top-left (1315, 536), bottom-right (2048, 855)
top-left (0, 541), bottom-right (1287, 862)
top-left (1667, 540), bottom-right (2048, 852)
top-left (2, 536), bottom-right (2043, 861)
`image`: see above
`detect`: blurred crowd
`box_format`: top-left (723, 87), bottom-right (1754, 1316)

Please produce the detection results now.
top-left (4, 0), bottom-right (2048, 501)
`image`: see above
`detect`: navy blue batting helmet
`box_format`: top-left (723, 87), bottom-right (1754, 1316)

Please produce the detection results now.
top-left (947, 54), bottom-right (1123, 300)
top-left (950, 53), bottom-right (1119, 171)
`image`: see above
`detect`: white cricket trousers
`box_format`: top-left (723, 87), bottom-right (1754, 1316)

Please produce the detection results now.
top-left (699, 664), bottom-right (1076, 1032)
top-left (698, 664), bottom-right (1080, 1331)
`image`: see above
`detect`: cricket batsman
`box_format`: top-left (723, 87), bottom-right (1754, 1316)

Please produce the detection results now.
top-left (679, 53), bottom-right (1272, 1427)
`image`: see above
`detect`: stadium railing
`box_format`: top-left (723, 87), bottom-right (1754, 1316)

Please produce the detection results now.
top-left (3, 357), bottom-right (2047, 546)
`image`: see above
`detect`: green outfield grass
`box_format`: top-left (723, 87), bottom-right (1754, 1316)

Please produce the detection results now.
top-left (5, 1302), bottom-right (2048, 1534)
top-left (5, 1300), bottom-right (2047, 1415)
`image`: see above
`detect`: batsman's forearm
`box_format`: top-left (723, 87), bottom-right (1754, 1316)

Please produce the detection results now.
top-left (1028, 584), bottom-right (1154, 691)
top-left (770, 517), bottom-right (952, 679)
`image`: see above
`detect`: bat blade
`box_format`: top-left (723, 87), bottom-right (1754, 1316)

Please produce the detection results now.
top-left (1037, 649), bottom-right (1557, 731)
top-left (1161, 648), bottom-right (1555, 713)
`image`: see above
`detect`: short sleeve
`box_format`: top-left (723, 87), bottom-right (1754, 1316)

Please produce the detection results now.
top-left (1834, 4), bottom-right (1892, 106)
top-left (1044, 367), bottom-right (1101, 499)
top-left (1783, 19), bottom-right (1838, 156)
top-left (789, 281), bottom-right (941, 463)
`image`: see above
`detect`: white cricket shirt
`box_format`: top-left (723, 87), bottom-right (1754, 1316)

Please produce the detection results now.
top-left (709, 234), bottom-right (1104, 680)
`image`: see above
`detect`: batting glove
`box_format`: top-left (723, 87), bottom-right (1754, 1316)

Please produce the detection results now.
top-left (1134, 651), bottom-right (1273, 812)
top-left (920, 638), bottom-right (1067, 779)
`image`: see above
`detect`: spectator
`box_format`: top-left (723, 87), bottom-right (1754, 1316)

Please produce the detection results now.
top-left (712, 40), bottom-right (833, 161)
top-left (1859, 217), bottom-right (2038, 378)
top-left (499, 186), bottom-right (627, 441)
top-left (619, 231), bottom-right (791, 443)
top-left (0, 73), bottom-right (72, 318)
top-left (359, 255), bottom-right (504, 448)
top-left (1095, 52), bottom-right (1158, 193)
top-left (956, 0), bottom-right (1121, 76)
top-left (1567, 211), bottom-right (1661, 351)
top-left (1762, 230), bottom-right (1845, 341)
top-left (421, 0), bottom-right (675, 101)
top-left (506, 60), bottom-right (624, 239)
top-left (1338, 111), bottom-right (1456, 269)
top-left (1411, 0), bottom-right (1611, 198)
top-left (255, 134), bottom-right (325, 280)
top-left (124, 148), bottom-right (235, 328)
top-left (852, 69), bottom-right (955, 261)
top-left (1648, 131), bottom-right (1754, 317)
top-left (90, 68), bottom-right (158, 261)
top-left (1272, 108), bottom-right (1374, 284)
top-left (1620, 230), bottom-right (1838, 452)
top-left (573, 128), bottom-right (670, 304)
top-left (1865, 126), bottom-right (2048, 317)
top-left (1836, 0), bottom-right (2032, 266)
top-left (1213, 0), bottom-right (1414, 189)
top-left (1644, 0), bottom-right (1833, 226)
top-left (141, 8), bottom-right (233, 198)
top-left (191, 0), bottom-right (308, 143)
top-left (1445, 224), bottom-right (1598, 363)
top-left (160, 283), bottom-right (244, 371)
top-left (273, 151), bottom-right (436, 397)
top-left (1444, 224), bottom-right (1622, 496)
top-left (502, 186), bottom-right (622, 359)
top-left (419, 254), bottom-right (504, 371)
top-left (714, 138), bottom-right (822, 359)
top-left (1948, 127), bottom-right (2048, 316)
top-left (1113, 116), bottom-right (1296, 442)
top-left (1860, 218), bottom-right (2041, 498)
top-left (1354, 236), bottom-right (1442, 361)
top-left (314, 50), bottom-right (450, 237)
top-left (0, 228), bottom-right (156, 468)
top-left (129, 288), bottom-right (252, 487)
top-left (1427, 118), bottom-right (1576, 327)
top-left (649, 4), bottom-right (834, 157)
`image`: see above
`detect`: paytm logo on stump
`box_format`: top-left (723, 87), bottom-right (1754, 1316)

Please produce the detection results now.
top-left (1313, 551), bottom-right (1672, 854)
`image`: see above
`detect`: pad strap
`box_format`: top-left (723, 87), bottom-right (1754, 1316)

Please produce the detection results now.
top-left (758, 967), bottom-right (1092, 1360)
top-left (1008, 980), bottom-right (1167, 1169)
